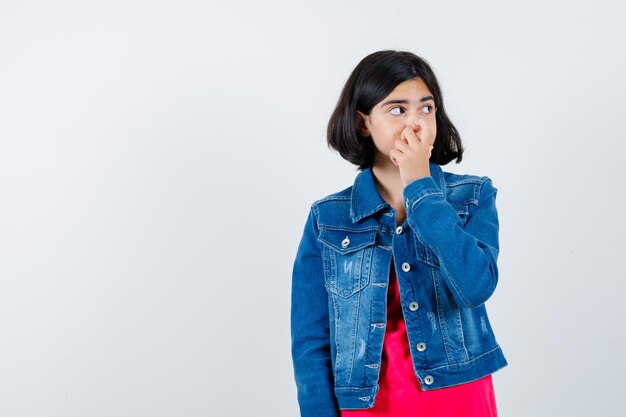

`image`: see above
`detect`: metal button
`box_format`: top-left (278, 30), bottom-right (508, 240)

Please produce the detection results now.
top-left (395, 226), bottom-right (403, 234)
top-left (409, 301), bottom-right (419, 311)
top-left (401, 262), bottom-right (411, 272)
top-left (341, 237), bottom-right (350, 248)
top-left (416, 342), bottom-right (426, 352)
top-left (424, 375), bottom-right (434, 385)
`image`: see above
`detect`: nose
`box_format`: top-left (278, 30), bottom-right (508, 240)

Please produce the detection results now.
top-left (406, 116), bottom-right (422, 132)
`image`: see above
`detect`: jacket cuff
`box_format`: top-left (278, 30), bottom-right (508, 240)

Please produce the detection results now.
top-left (403, 175), bottom-right (443, 213)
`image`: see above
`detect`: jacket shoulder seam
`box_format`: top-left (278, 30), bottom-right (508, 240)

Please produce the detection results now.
top-left (444, 174), bottom-right (487, 187)
top-left (444, 175), bottom-right (492, 207)
top-left (312, 194), bottom-right (351, 207)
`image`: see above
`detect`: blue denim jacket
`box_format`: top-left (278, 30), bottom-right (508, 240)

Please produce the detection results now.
top-left (290, 161), bottom-right (508, 416)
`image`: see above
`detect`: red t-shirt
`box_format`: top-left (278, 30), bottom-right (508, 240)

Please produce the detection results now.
top-left (341, 259), bottom-right (499, 416)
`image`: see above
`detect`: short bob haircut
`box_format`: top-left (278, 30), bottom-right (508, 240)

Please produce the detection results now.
top-left (327, 50), bottom-right (464, 171)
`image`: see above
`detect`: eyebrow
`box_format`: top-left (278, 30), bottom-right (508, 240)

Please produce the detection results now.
top-left (380, 96), bottom-right (435, 107)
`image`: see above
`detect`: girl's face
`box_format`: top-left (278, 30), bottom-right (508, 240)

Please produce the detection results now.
top-left (356, 77), bottom-right (437, 167)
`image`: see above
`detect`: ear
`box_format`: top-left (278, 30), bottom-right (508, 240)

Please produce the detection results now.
top-left (356, 111), bottom-right (370, 137)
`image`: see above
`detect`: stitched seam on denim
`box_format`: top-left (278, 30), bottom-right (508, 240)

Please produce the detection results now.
top-left (438, 168), bottom-right (446, 192)
top-left (409, 191), bottom-right (442, 212)
top-left (352, 172), bottom-right (389, 220)
top-left (352, 171), bottom-right (361, 218)
top-left (318, 225), bottom-right (379, 232)
top-left (444, 178), bottom-right (484, 207)
top-left (329, 242), bottom-right (337, 290)
top-left (346, 286), bottom-right (361, 383)
top-left (411, 236), bottom-right (437, 268)
top-left (365, 299), bottom-right (382, 386)
top-left (476, 177), bottom-right (491, 203)
top-left (354, 204), bottom-right (390, 222)
top-left (331, 292), bottom-right (341, 382)
top-left (350, 248), bottom-right (366, 379)
top-left (314, 195), bottom-right (351, 206)
top-left (431, 266), bottom-right (453, 361)
top-left (356, 252), bottom-right (369, 295)
top-left (454, 306), bottom-right (469, 362)
top-left (311, 204), bottom-right (320, 232)
top-left (318, 229), bottom-right (377, 257)
top-left (422, 345), bottom-right (503, 371)
top-left (406, 219), bottom-right (475, 308)
top-left (328, 251), bottom-right (342, 383)
top-left (334, 386), bottom-right (378, 391)
top-left (320, 237), bottom-right (376, 255)
top-left (361, 202), bottom-right (391, 218)
top-left (411, 216), bottom-right (475, 307)
top-left (436, 254), bottom-right (476, 308)
top-left (472, 178), bottom-right (484, 202)
top-left (445, 178), bottom-right (483, 187)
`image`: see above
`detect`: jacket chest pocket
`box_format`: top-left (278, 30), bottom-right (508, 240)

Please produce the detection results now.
top-left (318, 228), bottom-right (377, 298)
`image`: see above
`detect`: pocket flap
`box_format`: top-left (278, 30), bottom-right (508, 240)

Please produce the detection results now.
top-left (318, 228), bottom-right (377, 255)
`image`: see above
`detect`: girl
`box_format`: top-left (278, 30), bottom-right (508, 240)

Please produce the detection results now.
top-left (291, 50), bottom-right (508, 417)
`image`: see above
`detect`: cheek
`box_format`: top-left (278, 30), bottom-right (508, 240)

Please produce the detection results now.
top-left (428, 118), bottom-right (437, 137)
top-left (371, 121), bottom-right (400, 140)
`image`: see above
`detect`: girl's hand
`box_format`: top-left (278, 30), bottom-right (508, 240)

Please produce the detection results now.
top-left (390, 126), bottom-right (435, 188)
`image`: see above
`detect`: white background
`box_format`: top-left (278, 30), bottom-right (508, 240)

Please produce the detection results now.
top-left (1, 1), bottom-right (625, 416)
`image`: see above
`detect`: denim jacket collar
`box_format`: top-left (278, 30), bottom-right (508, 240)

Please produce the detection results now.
top-left (350, 161), bottom-right (445, 223)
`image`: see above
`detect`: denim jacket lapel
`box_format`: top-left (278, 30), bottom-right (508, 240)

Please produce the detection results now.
top-left (350, 161), bottom-right (445, 223)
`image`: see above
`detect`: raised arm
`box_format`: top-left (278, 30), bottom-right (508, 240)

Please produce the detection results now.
top-left (403, 176), bottom-right (500, 308)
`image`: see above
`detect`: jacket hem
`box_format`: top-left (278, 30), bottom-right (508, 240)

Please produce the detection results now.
top-left (334, 345), bottom-right (508, 410)
top-left (333, 386), bottom-right (379, 410)
top-left (416, 344), bottom-right (508, 390)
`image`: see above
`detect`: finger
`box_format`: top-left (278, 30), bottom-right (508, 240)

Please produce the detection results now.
top-left (394, 138), bottom-right (411, 154)
top-left (403, 126), bottom-right (422, 148)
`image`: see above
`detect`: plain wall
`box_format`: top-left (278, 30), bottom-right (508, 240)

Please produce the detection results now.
top-left (1, 1), bottom-right (624, 416)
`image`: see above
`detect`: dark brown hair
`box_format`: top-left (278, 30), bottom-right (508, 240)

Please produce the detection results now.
top-left (327, 50), bottom-right (464, 170)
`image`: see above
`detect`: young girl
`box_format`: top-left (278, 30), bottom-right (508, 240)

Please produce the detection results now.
top-left (291, 50), bottom-right (508, 417)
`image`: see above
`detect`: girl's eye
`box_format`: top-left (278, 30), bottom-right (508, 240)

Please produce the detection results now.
top-left (389, 105), bottom-right (435, 115)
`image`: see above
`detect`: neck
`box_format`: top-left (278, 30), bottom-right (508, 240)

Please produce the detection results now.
top-left (371, 156), bottom-right (405, 209)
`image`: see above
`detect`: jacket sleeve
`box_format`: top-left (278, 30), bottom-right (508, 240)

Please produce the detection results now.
top-left (291, 205), bottom-right (340, 417)
top-left (402, 175), bottom-right (500, 308)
